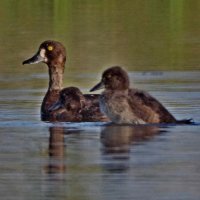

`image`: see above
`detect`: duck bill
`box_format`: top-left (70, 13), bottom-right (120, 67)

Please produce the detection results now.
top-left (90, 81), bottom-right (104, 92)
top-left (22, 51), bottom-right (45, 65)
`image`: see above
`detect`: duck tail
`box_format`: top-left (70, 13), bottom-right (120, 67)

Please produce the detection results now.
top-left (176, 118), bottom-right (194, 125)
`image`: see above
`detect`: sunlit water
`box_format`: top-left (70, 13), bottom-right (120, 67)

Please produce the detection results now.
top-left (0, 1), bottom-right (200, 199)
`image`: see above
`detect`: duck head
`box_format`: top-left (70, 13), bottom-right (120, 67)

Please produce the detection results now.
top-left (22, 40), bottom-right (66, 67)
top-left (90, 66), bottom-right (130, 92)
top-left (49, 87), bottom-right (86, 112)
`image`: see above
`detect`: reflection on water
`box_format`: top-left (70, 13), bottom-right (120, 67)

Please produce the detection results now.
top-left (101, 125), bottom-right (162, 154)
top-left (36, 123), bottom-right (200, 200)
top-left (100, 125), bottom-right (162, 172)
top-left (45, 125), bottom-right (164, 175)
top-left (45, 127), bottom-right (65, 175)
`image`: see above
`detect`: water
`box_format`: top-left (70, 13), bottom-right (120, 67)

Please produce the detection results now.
top-left (0, 1), bottom-right (200, 200)
top-left (0, 71), bottom-right (199, 200)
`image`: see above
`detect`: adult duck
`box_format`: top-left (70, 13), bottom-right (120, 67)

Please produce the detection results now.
top-left (23, 40), bottom-right (109, 122)
top-left (90, 66), bottom-right (192, 124)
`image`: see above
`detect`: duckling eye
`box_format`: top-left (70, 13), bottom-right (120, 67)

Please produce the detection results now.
top-left (47, 45), bottom-right (54, 51)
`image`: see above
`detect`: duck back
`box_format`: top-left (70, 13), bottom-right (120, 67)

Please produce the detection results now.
top-left (128, 89), bottom-right (177, 123)
top-left (82, 94), bottom-right (110, 122)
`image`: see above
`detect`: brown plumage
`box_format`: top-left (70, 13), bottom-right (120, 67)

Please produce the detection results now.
top-left (22, 40), bottom-right (109, 122)
top-left (48, 87), bottom-right (84, 122)
top-left (90, 66), bottom-right (192, 124)
top-left (48, 87), bottom-right (108, 122)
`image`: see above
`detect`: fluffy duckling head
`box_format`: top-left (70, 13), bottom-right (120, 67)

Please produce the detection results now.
top-left (90, 66), bottom-right (130, 92)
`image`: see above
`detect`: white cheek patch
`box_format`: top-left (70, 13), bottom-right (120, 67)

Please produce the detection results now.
top-left (40, 48), bottom-right (48, 62)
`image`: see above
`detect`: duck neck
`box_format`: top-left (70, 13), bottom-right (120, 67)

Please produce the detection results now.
top-left (48, 65), bottom-right (64, 91)
top-left (41, 64), bottom-right (64, 118)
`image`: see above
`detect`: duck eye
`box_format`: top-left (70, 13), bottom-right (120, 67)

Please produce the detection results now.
top-left (47, 45), bottom-right (54, 51)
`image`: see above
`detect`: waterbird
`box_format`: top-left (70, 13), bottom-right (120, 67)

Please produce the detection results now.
top-left (23, 40), bottom-right (109, 122)
top-left (90, 66), bottom-right (192, 124)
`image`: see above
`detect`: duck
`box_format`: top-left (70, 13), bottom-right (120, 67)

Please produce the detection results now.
top-left (22, 40), bottom-right (109, 122)
top-left (49, 86), bottom-right (109, 122)
top-left (90, 66), bottom-right (192, 124)
top-left (48, 87), bottom-right (85, 122)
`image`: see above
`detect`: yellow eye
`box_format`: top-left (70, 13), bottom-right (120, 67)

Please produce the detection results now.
top-left (47, 45), bottom-right (53, 51)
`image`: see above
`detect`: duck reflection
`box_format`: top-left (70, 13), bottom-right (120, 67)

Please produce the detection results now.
top-left (46, 126), bottom-right (65, 174)
top-left (45, 126), bottom-right (82, 175)
top-left (100, 125), bottom-right (162, 172)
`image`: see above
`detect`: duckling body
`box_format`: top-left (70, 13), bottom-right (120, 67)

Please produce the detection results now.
top-left (23, 40), bottom-right (109, 122)
top-left (90, 66), bottom-right (192, 124)
top-left (99, 89), bottom-right (146, 124)
top-left (48, 87), bottom-right (108, 122)
top-left (48, 87), bottom-right (84, 122)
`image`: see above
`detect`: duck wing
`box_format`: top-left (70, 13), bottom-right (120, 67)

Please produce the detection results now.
top-left (128, 89), bottom-right (176, 123)
top-left (83, 94), bottom-right (110, 122)
top-left (83, 94), bottom-right (100, 107)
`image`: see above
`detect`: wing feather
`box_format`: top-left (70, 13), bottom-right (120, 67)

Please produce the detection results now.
top-left (128, 89), bottom-right (176, 123)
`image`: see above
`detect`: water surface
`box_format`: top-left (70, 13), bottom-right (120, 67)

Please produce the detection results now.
top-left (0, 71), bottom-right (200, 200)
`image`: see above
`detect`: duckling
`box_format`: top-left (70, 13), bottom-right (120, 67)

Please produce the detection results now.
top-left (90, 66), bottom-right (192, 124)
top-left (49, 87), bottom-right (109, 122)
top-left (48, 87), bottom-right (85, 122)
top-left (23, 40), bottom-right (109, 122)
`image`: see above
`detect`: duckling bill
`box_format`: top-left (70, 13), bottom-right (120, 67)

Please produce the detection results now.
top-left (90, 66), bottom-right (192, 125)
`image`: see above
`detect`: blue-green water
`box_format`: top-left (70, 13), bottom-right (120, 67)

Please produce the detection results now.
top-left (0, 1), bottom-right (200, 200)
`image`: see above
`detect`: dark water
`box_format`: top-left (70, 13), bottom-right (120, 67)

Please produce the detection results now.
top-left (0, 1), bottom-right (200, 200)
